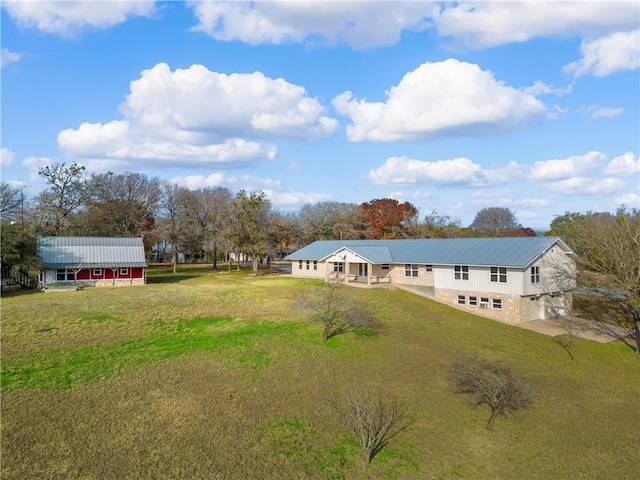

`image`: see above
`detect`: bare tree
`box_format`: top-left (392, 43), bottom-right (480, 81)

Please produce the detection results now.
top-left (419, 209), bottom-right (462, 238)
top-left (269, 210), bottom-right (300, 259)
top-left (299, 279), bottom-right (377, 341)
top-left (160, 183), bottom-right (195, 275)
top-left (0, 182), bottom-right (23, 221)
top-left (556, 313), bottom-right (588, 361)
top-left (547, 207), bottom-right (640, 353)
top-left (452, 358), bottom-right (533, 430)
top-left (327, 383), bottom-right (411, 464)
top-left (86, 172), bottom-right (163, 239)
top-left (470, 207), bottom-right (521, 236)
top-left (33, 162), bottom-right (93, 234)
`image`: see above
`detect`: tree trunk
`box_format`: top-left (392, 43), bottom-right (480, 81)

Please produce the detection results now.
top-left (634, 311), bottom-right (640, 355)
top-left (172, 247), bottom-right (178, 275)
top-left (323, 321), bottom-right (331, 341)
top-left (253, 256), bottom-right (259, 276)
top-left (212, 244), bottom-right (218, 270)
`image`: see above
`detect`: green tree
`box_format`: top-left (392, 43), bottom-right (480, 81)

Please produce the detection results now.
top-left (470, 207), bottom-right (521, 236)
top-left (232, 191), bottom-right (271, 276)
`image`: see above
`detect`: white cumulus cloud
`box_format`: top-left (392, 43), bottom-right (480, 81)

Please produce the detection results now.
top-left (1, 48), bottom-right (21, 67)
top-left (3, 0), bottom-right (156, 35)
top-left (368, 156), bottom-right (526, 187)
top-left (264, 189), bottom-right (332, 207)
top-left (530, 151), bottom-right (606, 181)
top-left (333, 59), bottom-right (545, 142)
top-left (1, 148), bottom-right (15, 168)
top-left (603, 152), bottom-right (639, 176)
top-left (614, 192), bottom-right (639, 208)
top-left (434, 2), bottom-right (639, 49)
top-left (58, 63), bottom-right (336, 169)
top-left (542, 177), bottom-right (624, 195)
top-left (189, 1), bottom-right (437, 48)
top-left (171, 173), bottom-right (227, 190)
top-left (564, 30), bottom-right (640, 77)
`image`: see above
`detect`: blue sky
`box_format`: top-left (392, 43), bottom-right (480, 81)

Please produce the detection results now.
top-left (1, 1), bottom-right (639, 230)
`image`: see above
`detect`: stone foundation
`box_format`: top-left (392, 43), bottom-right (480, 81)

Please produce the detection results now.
top-left (435, 288), bottom-right (527, 325)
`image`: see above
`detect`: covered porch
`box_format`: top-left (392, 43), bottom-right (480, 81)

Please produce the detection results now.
top-left (323, 247), bottom-right (391, 286)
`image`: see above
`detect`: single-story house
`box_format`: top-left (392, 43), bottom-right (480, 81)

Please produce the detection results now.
top-left (286, 237), bottom-right (578, 325)
top-left (37, 236), bottom-right (147, 289)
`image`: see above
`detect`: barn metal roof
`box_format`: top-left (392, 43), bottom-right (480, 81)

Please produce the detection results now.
top-left (38, 236), bottom-right (147, 269)
top-left (286, 237), bottom-right (573, 268)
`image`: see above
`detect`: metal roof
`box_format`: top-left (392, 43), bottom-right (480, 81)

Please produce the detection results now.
top-left (38, 236), bottom-right (147, 269)
top-left (286, 237), bottom-right (573, 268)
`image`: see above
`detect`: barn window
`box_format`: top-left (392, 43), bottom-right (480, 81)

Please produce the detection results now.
top-left (93, 269), bottom-right (102, 276)
top-left (404, 264), bottom-right (418, 277)
top-left (56, 269), bottom-right (75, 281)
top-left (531, 266), bottom-right (540, 283)
top-left (120, 268), bottom-right (129, 275)
top-left (454, 265), bottom-right (469, 280)
top-left (491, 267), bottom-right (507, 283)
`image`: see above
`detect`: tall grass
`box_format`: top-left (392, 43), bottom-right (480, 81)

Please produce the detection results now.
top-left (2, 264), bottom-right (638, 479)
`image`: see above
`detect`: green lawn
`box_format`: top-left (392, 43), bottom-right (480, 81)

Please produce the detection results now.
top-left (1, 265), bottom-right (638, 479)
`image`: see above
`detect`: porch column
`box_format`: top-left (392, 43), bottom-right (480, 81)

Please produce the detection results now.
top-left (367, 263), bottom-right (371, 285)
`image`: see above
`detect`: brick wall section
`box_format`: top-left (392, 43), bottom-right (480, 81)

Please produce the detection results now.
top-left (389, 265), bottom-right (435, 286)
top-left (435, 288), bottom-right (527, 325)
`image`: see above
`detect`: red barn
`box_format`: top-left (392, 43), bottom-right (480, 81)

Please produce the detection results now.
top-left (37, 236), bottom-right (147, 290)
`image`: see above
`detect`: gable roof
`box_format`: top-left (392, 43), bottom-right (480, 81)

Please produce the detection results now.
top-left (286, 237), bottom-right (574, 269)
top-left (38, 236), bottom-right (147, 269)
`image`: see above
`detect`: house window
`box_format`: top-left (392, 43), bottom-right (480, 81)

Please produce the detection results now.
top-left (381, 264), bottom-right (389, 270)
top-left (93, 269), bottom-right (102, 276)
top-left (457, 295), bottom-right (466, 305)
top-left (425, 265), bottom-right (433, 272)
top-left (306, 260), bottom-right (310, 270)
top-left (493, 298), bottom-right (502, 309)
top-left (120, 268), bottom-right (129, 275)
top-left (56, 269), bottom-right (75, 281)
top-left (298, 260), bottom-right (302, 269)
top-left (313, 261), bottom-right (317, 271)
top-left (454, 265), bottom-right (469, 280)
top-left (405, 264), bottom-right (419, 277)
top-left (469, 296), bottom-right (477, 306)
top-left (333, 262), bottom-right (344, 273)
top-left (491, 267), bottom-right (507, 283)
top-left (480, 297), bottom-right (489, 308)
top-left (531, 266), bottom-right (540, 283)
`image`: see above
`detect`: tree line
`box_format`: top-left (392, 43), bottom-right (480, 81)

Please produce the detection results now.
top-left (1, 162), bottom-right (534, 275)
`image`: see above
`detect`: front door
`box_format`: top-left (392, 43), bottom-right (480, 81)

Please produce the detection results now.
top-left (357, 263), bottom-right (368, 277)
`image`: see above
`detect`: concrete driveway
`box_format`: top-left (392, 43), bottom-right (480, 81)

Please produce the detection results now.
top-left (517, 318), bottom-right (633, 344)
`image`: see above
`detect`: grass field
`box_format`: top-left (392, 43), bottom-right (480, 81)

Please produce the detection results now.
top-left (1, 264), bottom-right (639, 479)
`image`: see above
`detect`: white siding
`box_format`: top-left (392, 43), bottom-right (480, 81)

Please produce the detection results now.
top-left (523, 247), bottom-right (576, 296)
top-left (434, 265), bottom-right (525, 296)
